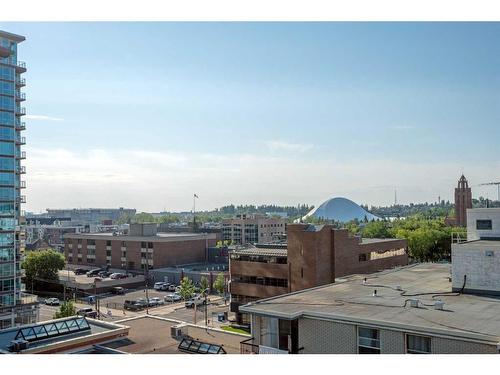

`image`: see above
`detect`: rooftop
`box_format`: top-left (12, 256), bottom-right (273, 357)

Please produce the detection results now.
top-left (0, 316), bottom-right (128, 354)
top-left (0, 30), bottom-right (25, 43)
top-left (232, 245), bottom-right (288, 258)
top-left (101, 316), bottom-right (243, 354)
top-left (240, 263), bottom-right (500, 345)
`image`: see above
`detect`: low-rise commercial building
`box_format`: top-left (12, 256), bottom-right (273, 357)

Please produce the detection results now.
top-left (239, 263), bottom-right (500, 354)
top-left (230, 224), bottom-right (408, 324)
top-left (222, 214), bottom-right (286, 245)
top-left (64, 223), bottom-right (217, 272)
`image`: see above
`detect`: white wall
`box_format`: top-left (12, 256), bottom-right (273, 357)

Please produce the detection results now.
top-left (452, 242), bottom-right (500, 293)
top-left (466, 208), bottom-right (500, 240)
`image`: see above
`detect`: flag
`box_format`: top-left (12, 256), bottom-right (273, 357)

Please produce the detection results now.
top-left (194, 194), bottom-right (199, 198)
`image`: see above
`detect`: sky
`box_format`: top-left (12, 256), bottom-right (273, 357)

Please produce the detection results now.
top-left (1, 22), bottom-right (499, 213)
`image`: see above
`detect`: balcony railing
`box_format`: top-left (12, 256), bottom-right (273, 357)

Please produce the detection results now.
top-left (16, 151), bottom-right (26, 160)
top-left (240, 338), bottom-right (260, 354)
top-left (15, 136), bottom-right (26, 145)
top-left (15, 107), bottom-right (26, 116)
top-left (15, 91), bottom-right (25, 101)
top-left (17, 195), bottom-right (26, 203)
top-left (16, 122), bottom-right (26, 131)
top-left (15, 78), bottom-right (26, 87)
top-left (17, 166), bottom-right (26, 174)
top-left (19, 180), bottom-right (26, 189)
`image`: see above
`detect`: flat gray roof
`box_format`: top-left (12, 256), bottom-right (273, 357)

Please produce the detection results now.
top-left (240, 263), bottom-right (500, 345)
top-left (232, 247), bottom-right (288, 257)
top-left (360, 238), bottom-right (405, 244)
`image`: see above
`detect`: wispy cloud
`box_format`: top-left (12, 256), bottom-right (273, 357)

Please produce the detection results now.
top-left (23, 147), bottom-right (495, 213)
top-left (25, 115), bottom-right (64, 122)
top-left (265, 140), bottom-right (314, 153)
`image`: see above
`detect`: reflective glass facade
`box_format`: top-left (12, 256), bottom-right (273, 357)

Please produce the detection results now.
top-left (0, 31), bottom-right (27, 328)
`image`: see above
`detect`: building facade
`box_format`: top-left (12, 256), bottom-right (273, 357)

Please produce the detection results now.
top-left (229, 225), bottom-right (408, 324)
top-left (454, 175), bottom-right (472, 227)
top-left (64, 224), bottom-right (217, 272)
top-left (222, 214), bottom-right (286, 245)
top-left (239, 264), bottom-right (500, 354)
top-left (46, 208), bottom-right (136, 225)
top-left (0, 30), bottom-right (37, 329)
top-left (452, 208), bottom-right (500, 294)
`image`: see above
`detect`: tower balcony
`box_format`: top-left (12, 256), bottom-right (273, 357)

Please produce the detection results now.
top-left (17, 195), bottom-right (26, 204)
top-left (16, 122), bottom-right (26, 131)
top-left (15, 136), bottom-right (26, 145)
top-left (15, 78), bottom-right (26, 87)
top-left (15, 91), bottom-right (25, 102)
top-left (16, 151), bottom-right (26, 160)
top-left (17, 166), bottom-right (26, 174)
top-left (15, 107), bottom-right (26, 116)
top-left (15, 61), bottom-right (26, 73)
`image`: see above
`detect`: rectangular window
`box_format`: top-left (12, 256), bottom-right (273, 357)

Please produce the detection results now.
top-left (358, 327), bottom-right (380, 354)
top-left (406, 334), bottom-right (431, 354)
top-left (106, 240), bottom-right (111, 246)
top-left (359, 254), bottom-right (368, 262)
top-left (476, 220), bottom-right (492, 230)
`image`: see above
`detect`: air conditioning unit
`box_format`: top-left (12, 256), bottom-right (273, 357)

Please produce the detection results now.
top-left (8, 339), bottom-right (29, 352)
top-left (434, 300), bottom-right (445, 310)
top-left (171, 324), bottom-right (187, 339)
top-left (409, 299), bottom-right (419, 308)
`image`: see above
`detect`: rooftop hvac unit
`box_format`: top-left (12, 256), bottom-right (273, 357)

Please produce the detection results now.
top-left (8, 339), bottom-right (29, 352)
top-left (409, 299), bottom-right (419, 308)
top-left (171, 324), bottom-right (187, 339)
top-left (434, 300), bottom-right (445, 310)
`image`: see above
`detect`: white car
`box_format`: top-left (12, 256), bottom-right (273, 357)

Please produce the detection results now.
top-left (164, 293), bottom-right (182, 303)
top-left (45, 298), bottom-right (60, 306)
top-left (154, 282), bottom-right (167, 290)
top-left (148, 297), bottom-right (164, 306)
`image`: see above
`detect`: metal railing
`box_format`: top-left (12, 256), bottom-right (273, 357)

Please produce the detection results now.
top-left (15, 107), bottom-right (26, 115)
top-left (15, 91), bottom-right (25, 101)
top-left (15, 78), bottom-right (26, 86)
top-left (240, 338), bottom-right (260, 354)
top-left (16, 121), bottom-right (26, 131)
top-left (16, 136), bottom-right (26, 145)
top-left (17, 166), bottom-right (26, 174)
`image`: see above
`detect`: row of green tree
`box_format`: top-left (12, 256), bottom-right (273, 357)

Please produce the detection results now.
top-left (345, 215), bottom-right (466, 261)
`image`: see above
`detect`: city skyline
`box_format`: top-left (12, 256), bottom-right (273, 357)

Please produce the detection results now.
top-left (1, 22), bottom-right (499, 212)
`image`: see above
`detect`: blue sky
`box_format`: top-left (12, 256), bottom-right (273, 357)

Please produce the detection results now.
top-left (2, 22), bottom-right (499, 212)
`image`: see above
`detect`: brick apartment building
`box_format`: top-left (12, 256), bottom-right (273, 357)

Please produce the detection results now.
top-left (222, 214), bottom-right (286, 245)
top-left (64, 223), bottom-right (217, 272)
top-left (230, 224), bottom-right (408, 324)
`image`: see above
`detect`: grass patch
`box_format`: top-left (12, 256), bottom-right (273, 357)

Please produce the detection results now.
top-left (220, 325), bottom-right (251, 335)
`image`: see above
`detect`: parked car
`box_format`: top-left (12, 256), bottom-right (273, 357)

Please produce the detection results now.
top-left (154, 282), bottom-right (167, 290)
top-left (110, 272), bottom-right (127, 279)
top-left (44, 298), bottom-right (60, 306)
top-left (111, 287), bottom-right (125, 295)
top-left (124, 300), bottom-right (145, 311)
top-left (77, 308), bottom-right (98, 318)
top-left (98, 271), bottom-right (111, 278)
top-left (148, 297), bottom-right (164, 306)
top-left (164, 293), bottom-right (181, 303)
top-left (167, 284), bottom-right (177, 292)
top-left (86, 269), bottom-right (101, 277)
top-left (185, 296), bottom-right (206, 308)
top-left (74, 268), bottom-right (87, 275)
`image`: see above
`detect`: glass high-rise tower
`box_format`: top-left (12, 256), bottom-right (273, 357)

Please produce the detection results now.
top-left (0, 30), bottom-right (38, 329)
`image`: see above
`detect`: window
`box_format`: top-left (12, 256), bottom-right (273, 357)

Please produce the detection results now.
top-left (476, 219), bottom-right (492, 230)
top-left (359, 254), bottom-right (368, 262)
top-left (301, 268), bottom-right (304, 278)
top-left (406, 334), bottom-right (431, 354)
top-left (358, 327), bottom-right (380, 354)
top-left (106, 240), bottom-right (111, 246)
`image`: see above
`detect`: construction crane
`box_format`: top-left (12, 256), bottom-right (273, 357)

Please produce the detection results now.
top-left (478, 182), bottom-right (500, 201)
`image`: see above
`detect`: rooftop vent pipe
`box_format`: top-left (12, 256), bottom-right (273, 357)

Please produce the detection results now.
top-left (409, 299), bottom-right (419, 308)
top-left (372, 289), bottom-right (378, 297)
top-left (434, 300), bottom-right (445, 310)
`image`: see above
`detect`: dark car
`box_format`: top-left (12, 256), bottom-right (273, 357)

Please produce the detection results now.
top-left (86, 269), bottom-right (101, 277)
top-left (77, 308), bottom-right (98, 318)
top-left (74, 268), bottom-right (87, 275)
top-left (98, 271), bottom-right (111, 278)
top-left (111, 287), bottom-right (125, 295)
